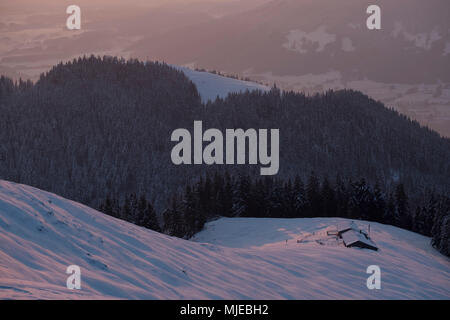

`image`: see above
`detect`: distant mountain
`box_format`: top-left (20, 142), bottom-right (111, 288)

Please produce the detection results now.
top-left (131, 0), bottom-right (450, 84)
top-left (0, 180), bottom-right (448, 299)
top-left (128, 0), bottom-right (450, 137)
top-left (1, 0), bottom-right (449, 136)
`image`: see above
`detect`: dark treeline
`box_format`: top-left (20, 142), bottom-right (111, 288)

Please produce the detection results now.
top-left (100, 172), bottom-right (450, 257)
top-left (1, 56), bottom-right (449, 211)
top-left (99, 193), bottom-right (160, 232)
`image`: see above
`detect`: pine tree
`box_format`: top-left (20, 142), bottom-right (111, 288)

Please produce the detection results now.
top-left (431, 196), bottom-right (450, 256)
top-left (199, 174), bottom-right (213, 215)
top-left (212, 171), bottom-right (224, 216)
top-left (122, 195), bottom-right (132, 221)
top-left (99, 194), bottom-right (114, 217)
top-left (139, 195), bottom-right (160, 232)
top-left (412, 206), bottom-right (425, 234)
top-left (395, 183), bottom-right (410, 229)
top-left (193, 176), bottom-right (208, 227)
top-left (163, 196), bottom-right (185, 237)
top-left (348, 179), bottom-right (371, 220)
top-left (268, 179), bottom-right (285, 217)
top-left (306, 172), bottom-right (321, 217)
top-left (293, 175), bottom-right (306, 217)
top-left (218, 172), bottom-right (233, 217)
top-left (182, 185), bottom-right (200, 236)
top-left (321, 176), bottom-right (336, 217)
top-left (424, 191), bottom-right (438, 236)
top-left (431, 210), bottom-right (444, 250)
top-left (232, 174), bottom-right (251, 217)
top-left (283, 179), bottom-right (297, 218)
top-left (370, 183), bottom-right (386, 222)
top-left (250, 178), bottom-right (268, 217)
top-left (383, 193), bottom-right (396, 225)
top-left (335, 174), bottom-right (348, 218)
top-left (438, 215), bottom-right (450, 256)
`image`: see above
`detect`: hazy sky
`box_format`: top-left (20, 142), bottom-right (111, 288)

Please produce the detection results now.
top-left (0, 0), bottom-right (269, 78)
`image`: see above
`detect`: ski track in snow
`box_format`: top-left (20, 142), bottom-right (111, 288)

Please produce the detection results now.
top-left (0, 180), bottom-right (449, 299)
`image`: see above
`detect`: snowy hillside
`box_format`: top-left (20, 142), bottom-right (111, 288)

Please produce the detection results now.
top-left (174, 66), bottom-right (269, 102)
top-left (0, 180), bottom-right (449, 299)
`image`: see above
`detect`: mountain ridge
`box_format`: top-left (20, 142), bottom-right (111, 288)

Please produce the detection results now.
top-left (0, 57), bottom-right (449, 212)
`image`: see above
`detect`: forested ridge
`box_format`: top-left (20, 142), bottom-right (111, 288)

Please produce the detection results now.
top-left (0, 56), bottom-right (449, 255)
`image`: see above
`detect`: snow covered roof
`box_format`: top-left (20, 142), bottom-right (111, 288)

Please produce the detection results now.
top-left (337, 221), bottom-right (357, 233)
top-left (341, 230), bottom-right (378, 250)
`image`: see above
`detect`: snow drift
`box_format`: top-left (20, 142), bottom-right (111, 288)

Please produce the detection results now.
top-left (0, 180), bottom-right (449, 299)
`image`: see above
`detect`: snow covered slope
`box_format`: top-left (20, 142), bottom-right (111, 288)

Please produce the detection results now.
top-left (0, 180), bottom-right (449, 299)
top-left (174, 66), bottom-right (269, 102)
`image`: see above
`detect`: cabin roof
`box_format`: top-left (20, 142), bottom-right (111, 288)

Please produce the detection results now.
top-left (337, 221), bottom-right (357, 233)
top-left (341, 230), bottom-right (377, 249)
